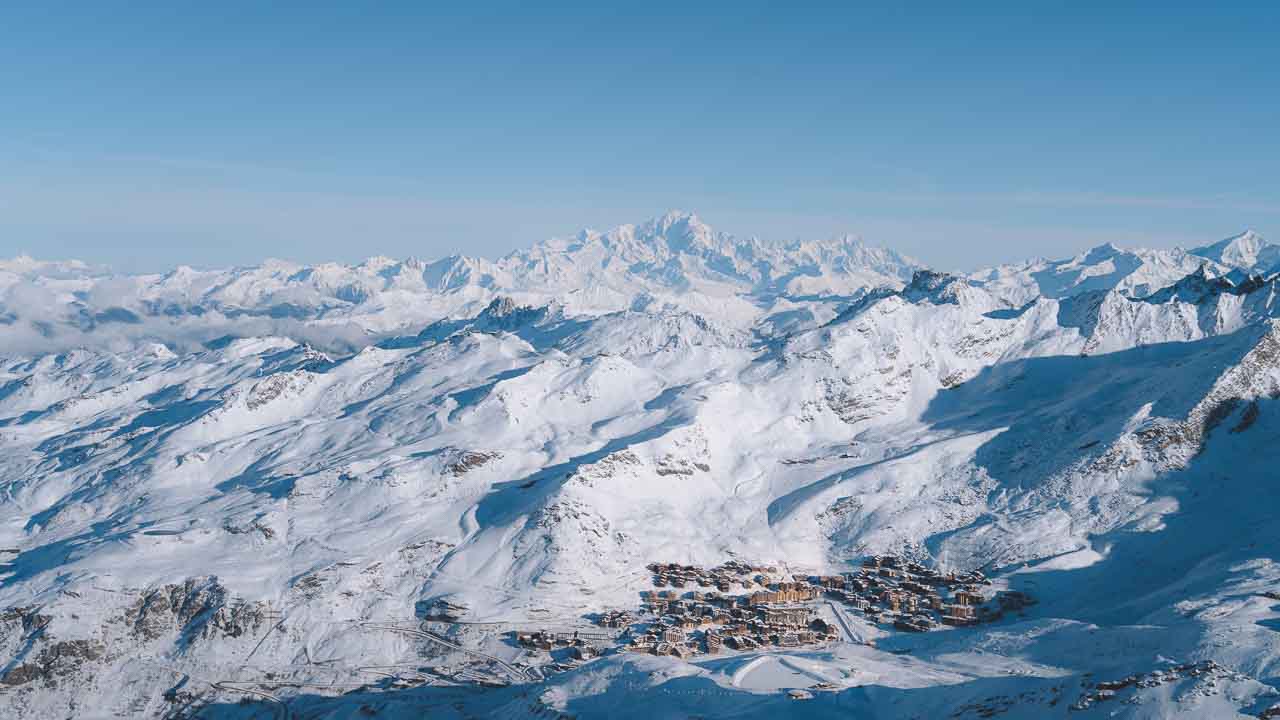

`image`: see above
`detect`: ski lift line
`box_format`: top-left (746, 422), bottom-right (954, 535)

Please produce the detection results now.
top-left (244, 616), bottom-right (288, 664)
top-left (825, 600), bottom-right (858, 644)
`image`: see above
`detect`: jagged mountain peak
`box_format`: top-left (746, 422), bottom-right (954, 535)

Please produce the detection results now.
top-left (476, 295), bottom-right (551, 328)
top-left (1080, 241), bottom-right (1123, 262)
top-left (1190, 228), bottom-right (1277, 272)
top-left (903, 269), bottom-right (961, 298)
top-left (970, 238), bottom-right (1224, 307)
top-left (641, 209), bottom-right (712, 241)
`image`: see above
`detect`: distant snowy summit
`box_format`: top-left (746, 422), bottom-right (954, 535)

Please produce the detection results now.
top-left (0, 211), bottom-right (1272, 354)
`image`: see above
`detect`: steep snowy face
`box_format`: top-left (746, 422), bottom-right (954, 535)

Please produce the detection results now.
top-left (1190, 229), bottom-right (1280, 274)
top-left (1069, 268), bottom-right (1280, 354)
top-left (5, 221), bottom-right (1280, 718)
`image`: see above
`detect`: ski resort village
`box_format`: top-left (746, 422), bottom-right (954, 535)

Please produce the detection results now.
top-left (335, 554), bottom-right (1044, 702)
top-left (512, 556), bottom-right (1034, 663)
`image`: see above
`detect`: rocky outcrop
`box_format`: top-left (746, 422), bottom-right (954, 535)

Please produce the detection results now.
top-left (124, 577), bottom-right (266, 644)
top-left (1, 639), bottom-right (104, 688)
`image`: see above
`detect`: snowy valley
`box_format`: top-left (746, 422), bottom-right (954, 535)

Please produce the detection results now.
top-left (2, 213), bottom-right (1280, 718)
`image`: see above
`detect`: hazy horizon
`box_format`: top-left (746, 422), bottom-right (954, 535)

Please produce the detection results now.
top-left (3, 3), bottom-right (1277, 272)
top-left (0, 207), bottom-right (1266, 277)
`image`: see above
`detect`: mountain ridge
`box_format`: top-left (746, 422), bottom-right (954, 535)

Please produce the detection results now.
top-left (2, 215), bottom-right (1280, 718)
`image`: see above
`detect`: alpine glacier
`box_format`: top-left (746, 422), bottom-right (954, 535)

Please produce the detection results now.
top-left (2, 213), bottom-right (1280, 719)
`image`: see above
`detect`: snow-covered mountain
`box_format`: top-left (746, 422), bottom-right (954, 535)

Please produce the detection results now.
top-left (3, 215), bottom-right (1280, 719)
top-left (1192, 230), bottom-right (1280, 274)
top-left (0, 212), bottom-right (920, 355)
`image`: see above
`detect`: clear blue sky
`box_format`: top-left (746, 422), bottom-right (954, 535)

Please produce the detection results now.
top-left (1, 2), bottom-right (1277, 272)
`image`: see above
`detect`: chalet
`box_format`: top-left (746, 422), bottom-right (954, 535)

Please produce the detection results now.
top-left (840, 593), bottom-right (869, 611)
top-left (515, 631), bottom-right (555, 651)
top-left (705, 631), bottom-right (724, 654)
top-left (815, 575), bottom-right (846, 589)
top-left (758, 606), bottom-right (812, 627)
top-left (749, 582), bottom-right (817, 606)
top-left (598, 610), bottom-right (634, 628)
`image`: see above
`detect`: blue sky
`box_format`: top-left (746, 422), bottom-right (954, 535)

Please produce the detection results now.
top-left (1, 2), bottom-right (1277, 272)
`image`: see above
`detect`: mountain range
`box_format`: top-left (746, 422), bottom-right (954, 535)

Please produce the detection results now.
top-left (2, 214), bottom-right (1280, 719)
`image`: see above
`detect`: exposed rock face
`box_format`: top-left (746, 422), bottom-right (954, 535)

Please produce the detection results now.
top-left (1, 639), bottom-right (104, 688)
top-left (126, 577), bottom-right (266, 643)
top-left (445, 450), bottom-right (502, 476)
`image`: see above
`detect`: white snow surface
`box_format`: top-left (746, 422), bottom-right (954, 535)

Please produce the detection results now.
top-left (2, 214), bottom-right (1280, 718)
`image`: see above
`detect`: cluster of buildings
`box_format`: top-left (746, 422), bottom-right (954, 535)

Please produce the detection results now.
top-left (596, 610), bottom-right (636, 628)
top-left (513, 628), bottom-right (612, 661)
top-left (648, 560), bottom-right (778, 592)
top-left (603, 561), bottom-right (842, 657)
top-left (816, 555), bottom-right (1004, 631)
top-left (516, 555), bottom-right (1036, 666)
top-left (621, 586), bottom-right (838, 657)
top-left (1069, 660), bottom-right (1230, 712)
